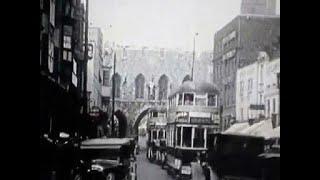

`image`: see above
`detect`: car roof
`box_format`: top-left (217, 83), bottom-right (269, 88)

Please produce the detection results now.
top-left (80, 138), bottom-right (133, 149)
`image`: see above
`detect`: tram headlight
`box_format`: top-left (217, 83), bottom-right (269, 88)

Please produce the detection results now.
top-left (181, 165), bottom-right (191, 175)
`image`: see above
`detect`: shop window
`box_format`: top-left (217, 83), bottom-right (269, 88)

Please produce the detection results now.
top-left (182, 127), bottom-right (192, 147)
top-left (184, 93), bottom-right (194, 105)
top-left (193, 128), bottom-right (205, 148)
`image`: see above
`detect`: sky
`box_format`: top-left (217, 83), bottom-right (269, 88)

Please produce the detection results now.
top-left (89, 0), bottom-right (280, 52)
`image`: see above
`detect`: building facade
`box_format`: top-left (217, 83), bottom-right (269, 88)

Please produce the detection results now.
top-left (212, 14), bottom-right (280, 130)
top-left (40, 0), bottom-right (86, 137)
top-left (241, 0), bottom-right (277, 15)
top-left (264, 57), bottom-right (280, 127)
top-left (102, 44), bottom-right (213, 133)
top-left (236, 52), bottom-right (268, 122)
top-left (87, 27), bottom-right (104, 111)
top-left (235, 52), bottom-right (280, 127)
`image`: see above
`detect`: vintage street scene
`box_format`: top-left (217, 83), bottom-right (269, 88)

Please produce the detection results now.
top-left (40, 0), bottom-right (280, 180)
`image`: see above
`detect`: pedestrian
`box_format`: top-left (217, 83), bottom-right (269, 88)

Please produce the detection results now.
top-left (191, 153), bottom-right (206, 180)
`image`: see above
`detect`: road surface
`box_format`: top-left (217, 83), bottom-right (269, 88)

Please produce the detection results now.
top-left (137, 151), bottom-right (174, 180)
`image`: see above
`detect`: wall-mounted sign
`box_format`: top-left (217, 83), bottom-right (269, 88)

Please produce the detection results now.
top-left (177, 117), bottom-right (188, 123)
top-left (190, 117), bottom-right (212, 124)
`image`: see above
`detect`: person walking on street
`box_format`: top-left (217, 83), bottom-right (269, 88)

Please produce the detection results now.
top-left (191, 153), bottom-right (206, 180)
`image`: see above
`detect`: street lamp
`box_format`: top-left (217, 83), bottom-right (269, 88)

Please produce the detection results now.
top-left (191, 33), bottom-right (199, 81)
top-left (111, 52), bottom-right (116, 137)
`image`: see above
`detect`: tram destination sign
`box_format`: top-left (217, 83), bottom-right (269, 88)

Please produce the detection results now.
top-left (190, 117), bottom-right (212, 124)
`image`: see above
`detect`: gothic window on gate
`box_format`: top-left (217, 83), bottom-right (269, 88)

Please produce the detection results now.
top-left (135, 74), bottom-right (145, 99)
top-left (158, 75), bottom-right (168, 101)
top-left (112, 73), bottom-right (121, 98)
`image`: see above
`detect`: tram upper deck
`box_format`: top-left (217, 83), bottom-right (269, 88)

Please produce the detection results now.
top-left (167, 80), bottom-right (220, 125)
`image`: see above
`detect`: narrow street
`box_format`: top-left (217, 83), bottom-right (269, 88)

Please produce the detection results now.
top-left (137, 151), bottom-right (174, 180)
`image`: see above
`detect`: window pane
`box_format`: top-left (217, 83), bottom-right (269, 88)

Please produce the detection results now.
top-left (152, 131), bottom-right (157, 140)
top-left (63, 50), bottom-right (68, 60)
top-left (152, 112), bottom-right (158, 117)
top-left (159, 130), bottom-right (164, 139)
top-left (194, 128), bottom-right (205, 148)
top-left (178, 94), bottom-right (183, 105)
top-left (63, 36), bottom-right (71, 49)
top-left (184, 93), bottom-right (194, 105)
top-left (182, 127), bottom-right (192, 147)
top-left (208, 94), bottom-right (217, 106)
top-left (177, 127), bottom-right (181, 146)
top-left (195, 98), bottom-right (206, 106)
top-left (68, 51), bottom-right (72, 61)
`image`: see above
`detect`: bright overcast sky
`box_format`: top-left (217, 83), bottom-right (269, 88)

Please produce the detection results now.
top-left (89, 0), bottom-right (280, 52)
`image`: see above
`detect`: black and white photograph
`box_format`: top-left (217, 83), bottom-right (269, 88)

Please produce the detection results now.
top-left (40, 0), bottom-right (280, 179)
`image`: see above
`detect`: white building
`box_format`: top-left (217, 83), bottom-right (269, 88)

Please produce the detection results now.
top-left (236, 52), bottom-right (279, 124)
top-left (236, 52), bottom-right (266, 122)
top-left (87, 27), bottom-right (104, 111)
top-left (264, 57), bottom-right (280, 126)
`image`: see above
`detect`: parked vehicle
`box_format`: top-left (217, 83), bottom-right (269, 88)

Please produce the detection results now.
top-left (259, 137), bottom-right (280, 180)
top-left (163, 81), bottom-right (220, 179)
top-left (73, 138), bottom-right (137, 180)
top-left (207, 133), bottom-right (265, 180)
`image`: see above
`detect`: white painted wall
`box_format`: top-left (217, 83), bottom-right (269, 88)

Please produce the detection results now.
top-left (264, 58), bottom-right (280, 119)
top-left (236, 53), bottom-right (280, 122)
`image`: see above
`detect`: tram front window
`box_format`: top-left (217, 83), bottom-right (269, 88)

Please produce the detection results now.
top-left (184, 93), bottom-right (194, 105)
top-left (194, 128), bottom-right (205, 148)
top-left (182, 127), bottom-right (192, 147)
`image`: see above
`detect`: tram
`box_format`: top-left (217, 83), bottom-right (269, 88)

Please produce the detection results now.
top-left (164, 80), bottom-right (220, 179)
top-left (146, 107), bottom-right (167, 163)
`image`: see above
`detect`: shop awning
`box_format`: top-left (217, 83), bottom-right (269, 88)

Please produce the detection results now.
top-left (239, 120), bottom-right (280, 139)
top-left (223, 122), bottom-right (250, 134)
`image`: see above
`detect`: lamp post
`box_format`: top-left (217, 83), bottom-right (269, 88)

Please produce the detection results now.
top-left (83, 0), bottom-right (89, 136)
top-left (111, 52), bottom-right (116, 137)
top-left (191, 33), bottom-right (199, 81)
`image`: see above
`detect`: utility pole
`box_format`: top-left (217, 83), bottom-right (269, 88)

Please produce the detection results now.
top-left (83, 0), bottom-right (89, 130)
top-left (191, 33), bottom-right (198, 81)
top-left (111, 53), bottom-right (116, 137)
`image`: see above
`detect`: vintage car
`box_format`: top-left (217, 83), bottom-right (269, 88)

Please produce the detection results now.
top-left (207, 133), bottom-right (265, 180)
top-left (73, 138), bottom-right (137, 180)
top-left (259, 137), bottom-right (280, 180)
